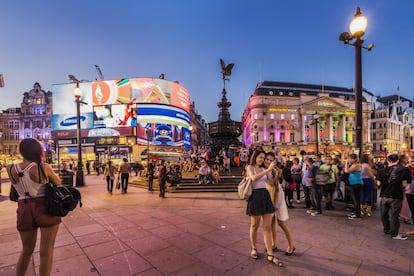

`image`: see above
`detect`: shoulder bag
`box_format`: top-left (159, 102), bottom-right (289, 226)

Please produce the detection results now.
top-left (7, 166), bottom-right (19, 202)
top-left (238, 176), bottom-right (253, 200)
top-left (40, 165), bottom-right (83, 217)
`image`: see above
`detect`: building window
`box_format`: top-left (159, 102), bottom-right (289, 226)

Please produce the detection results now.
top-left (269, 133), bottom-right (274, 143)
top-left (253, 113), bottom-right (258, 120)
top-left (290, 114), bottom-right (295, 120)
top-left (280, 114), bottom-right (285, 120)
top-left (270, 113), bottom-right (275, 120)
top-left (290, 133), bottom-right (295, 142)
top-left (280, 132), bottom-right (285, 142)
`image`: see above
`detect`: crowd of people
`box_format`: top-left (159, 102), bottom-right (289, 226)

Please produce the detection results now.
top-left (4, 137), bottom-right (414, 275)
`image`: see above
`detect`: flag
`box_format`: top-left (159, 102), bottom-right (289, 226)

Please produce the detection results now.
top-left (0, 74), bottom-right (4, 87)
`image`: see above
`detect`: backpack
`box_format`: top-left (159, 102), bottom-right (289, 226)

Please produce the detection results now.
top-left (315, 165), bottom-right (332, 185)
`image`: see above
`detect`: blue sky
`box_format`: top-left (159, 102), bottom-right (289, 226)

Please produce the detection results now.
top-left (1, 0), bottom-right (413, 123)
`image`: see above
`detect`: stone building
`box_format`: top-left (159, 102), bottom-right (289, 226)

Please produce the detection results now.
top-left (242, 81), bottom-right (373, 157)
top-left (189, 101), bottom-right (210, 147)
top-left (0, 83), bottom-right (53, 163)
top-left (371, 95), bottom-right (414, 157)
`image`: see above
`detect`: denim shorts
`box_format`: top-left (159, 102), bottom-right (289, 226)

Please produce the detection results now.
top-left (16, 197), bottom-right (61, 231)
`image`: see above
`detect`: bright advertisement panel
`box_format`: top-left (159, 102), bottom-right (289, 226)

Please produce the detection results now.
top-left (93, 104), bottom-right (137, 128)
top-left (136, 103), bottom-right (190, 128)
top-left (52, 82), bottom-right (94, 130)
top-left (92, 78), bottom-right (190, 113)
top-left (137, 123), bottom-right (191, 148)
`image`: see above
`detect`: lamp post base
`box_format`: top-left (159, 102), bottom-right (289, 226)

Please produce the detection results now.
top-left (76, 170), bottom-right (85, 187)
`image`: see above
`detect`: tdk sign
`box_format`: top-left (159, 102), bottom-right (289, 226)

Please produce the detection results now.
top-left (60, 116), bottom-right (86, 127)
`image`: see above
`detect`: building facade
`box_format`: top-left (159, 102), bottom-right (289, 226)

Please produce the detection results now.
top-left (0, 83), bottom-right (53, 163)
top-left (189, 101), bottom-right (210, 147)
top-left (371, 95), bottom-right (414, 157)
top-left (242, 81), bottom-right (373, 157)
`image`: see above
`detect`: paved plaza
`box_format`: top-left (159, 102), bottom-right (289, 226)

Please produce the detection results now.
top-left (0, 174), bottom-right (413, 275)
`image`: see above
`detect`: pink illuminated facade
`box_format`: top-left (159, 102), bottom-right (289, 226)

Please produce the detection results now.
top-left (242, 81), bottom-right (372, 157)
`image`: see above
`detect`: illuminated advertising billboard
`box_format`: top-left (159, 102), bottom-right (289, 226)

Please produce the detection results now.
top-left (93, 104), bottom-right (137, 128)
top-left (137, 123), bottom-right (191, 148)
top-left (52, 78), bottom-right (191, 143)
top-left (136, 103), bottom-right (190, 128)
top-left (91, 78), bottom-right (190, 112)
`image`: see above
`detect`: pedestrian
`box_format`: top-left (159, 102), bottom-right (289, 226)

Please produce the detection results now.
top-left (93, 160), bottom-right (100, 176)
top-left (148, 160), bottom-right (155, 191)
top-left (86, 160), bottom-right (91, 175)
top-left (398, 154), bottom-right (411, 224)
top-left (378, 154), bottom-right (411, 240)
top-left (119, 158), bottom-right (131, 194)
top-left (302, 157), bottom-right (315, 210)
top-left (103, 161), bottom-right (117, 194)
top-left (158, 160), bottom-right (167, 198)
top-left (320, 156), bottom-right (339, 210)
top-left (291, 157), bottom-right (302, 204)
top-left (6, 138), bottom-right (62, 276)
top-left (281, 160), bottom-right (295, 208)
top-left (344, 153), bottom-right (363, 220)
top-left (198, 160), bottom-right (213, 184)
top-left (0, 162), bottom-right (3, 197)
top-left (265, 152), bottom-right (295, 256)
top-left (405, 156), bottom-right (414, 236)
top-left (246, 150), bottom-right (283, 267)
top-left (360, 154), bottom-right (376, 216)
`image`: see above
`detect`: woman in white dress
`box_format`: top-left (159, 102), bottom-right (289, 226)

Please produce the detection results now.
top-left (265, 152), bottom-right (295, 256)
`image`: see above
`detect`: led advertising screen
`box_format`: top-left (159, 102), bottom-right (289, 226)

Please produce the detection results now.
top-left (51, 82), bottom-right (94, 131)
top-left (92, 78), bottom-right (190, 112)
top-left (137, 123), bottom-right (191, 148)
top-left (93, 104), bottom-right (137, 128)
top-left (136, 103), bottom-right (190, 128)
top-left (52, 78), bottom-right (191, 142)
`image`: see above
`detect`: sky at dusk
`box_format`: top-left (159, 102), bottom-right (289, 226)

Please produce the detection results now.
top-left (1, 0), bottom-right (413, 123)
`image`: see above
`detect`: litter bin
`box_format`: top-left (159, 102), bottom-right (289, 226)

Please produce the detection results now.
top-left (59, 170), bottom-right (74, 186)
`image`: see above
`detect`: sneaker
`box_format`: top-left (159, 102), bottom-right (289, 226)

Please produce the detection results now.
top-left (306, 209), bottom-right (313, 214)
top-left (311, 212), bottom-right (322, 216)
top-left (347, 212), bottom-right (355, 217)
top-left (348, 214), bottom-right (361, 220)
top-left (296, 200), bottom-right (301, 204)
top-left (392, 233), bottom-right (408, 240)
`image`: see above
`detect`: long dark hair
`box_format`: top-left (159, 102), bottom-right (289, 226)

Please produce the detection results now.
top-left (19, 138), bottom-right (43, 163)
top-left (250, 150), bottom-right (266, 166)
top-left (19, 138), bottom-right (46, 181)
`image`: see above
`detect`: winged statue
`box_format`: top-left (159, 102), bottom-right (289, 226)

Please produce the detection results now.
top-left (220, 59), bottom-right (234, 81)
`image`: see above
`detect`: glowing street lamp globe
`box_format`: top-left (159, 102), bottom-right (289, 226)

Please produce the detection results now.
top-left (350, 7), bottom-right (367, 38)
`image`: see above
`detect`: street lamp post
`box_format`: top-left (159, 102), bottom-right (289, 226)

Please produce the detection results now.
top-left (313, 112), bottom-right (319, 155)
top-left (74, 83), bottom-right (86, 187)
top-left (339, 7), bottom-right (373, 158)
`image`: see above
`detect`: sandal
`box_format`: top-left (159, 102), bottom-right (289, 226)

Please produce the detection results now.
top-left (265, 246), bottom-right (278, 253)
top-left (267, 255), bottom-right (283, 267)
top-left (250, 248), bottom-right (258, 259)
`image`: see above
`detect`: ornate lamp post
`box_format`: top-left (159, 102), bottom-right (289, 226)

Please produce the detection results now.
top-left (313, 112), bottom-right (320, 155)
top-left (74, 83), bottom-right (86, 187)
top-left (339, 7), bottom-right (373, 158)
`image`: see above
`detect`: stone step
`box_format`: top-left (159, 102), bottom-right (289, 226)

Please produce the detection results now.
top-left (129, 176), bottom-right (242, 193)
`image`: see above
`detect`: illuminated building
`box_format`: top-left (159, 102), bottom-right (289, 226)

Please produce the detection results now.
top-left (242, 81), bottom-right (373, 157)
top-left (0, 83), bottom-right (53, 163)
top-left (51, 77), bottom-right (191, 164)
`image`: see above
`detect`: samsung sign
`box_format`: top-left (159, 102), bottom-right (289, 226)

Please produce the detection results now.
top-left (52, 113), bottom-right (94, 130)
top-left (60, 116), bottom-right (87, 127)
